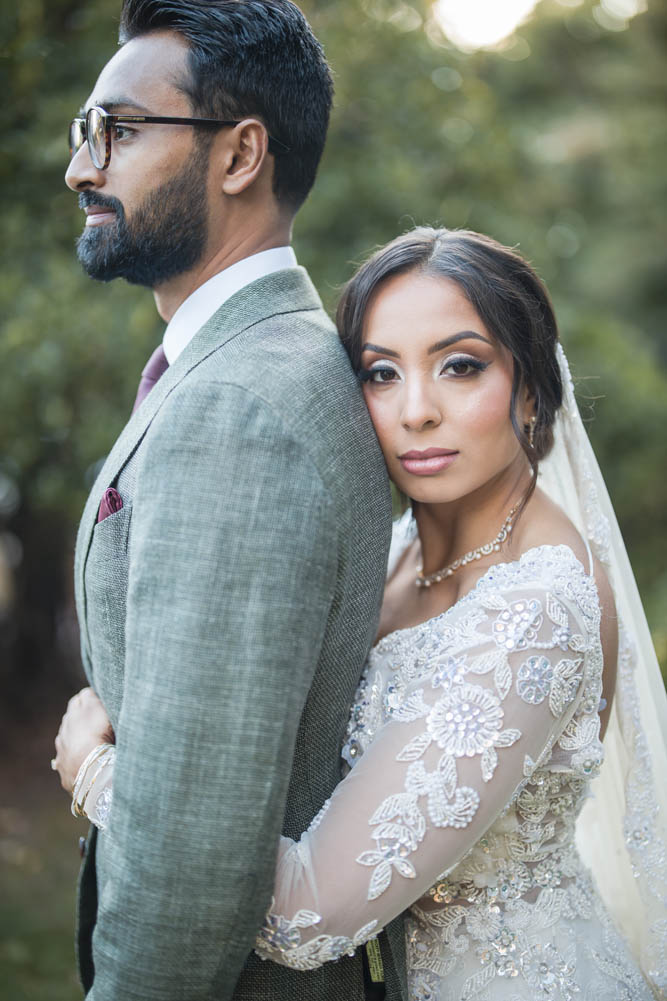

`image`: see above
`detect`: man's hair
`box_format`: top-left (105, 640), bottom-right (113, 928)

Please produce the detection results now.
top-left (119, 0), bottom-right (333, 211)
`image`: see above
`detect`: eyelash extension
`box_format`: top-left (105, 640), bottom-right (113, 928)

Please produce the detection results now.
top-left (358, 366), bottom-right (396, 382)
top-left (444, 356), bottom-right (489, 374)
top-left (358, 357), bottom-right (488, 383)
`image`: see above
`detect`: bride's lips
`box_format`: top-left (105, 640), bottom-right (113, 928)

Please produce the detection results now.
top-left (398, 447), bottom-right (458, 475)
top-left (85, 206), bottom-right (117, 227)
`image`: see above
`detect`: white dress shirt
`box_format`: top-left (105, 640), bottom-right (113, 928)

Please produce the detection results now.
top-left (163, 246), bottom-right (298, 364)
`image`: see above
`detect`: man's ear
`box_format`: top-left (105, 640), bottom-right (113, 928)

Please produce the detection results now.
top-left (213, 119), bottom-right (271, 196)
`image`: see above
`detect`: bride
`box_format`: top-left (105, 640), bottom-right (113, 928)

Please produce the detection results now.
top-left (54, 228), bottom-right (666, 999)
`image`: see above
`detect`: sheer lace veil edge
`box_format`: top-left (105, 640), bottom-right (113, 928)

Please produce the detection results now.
top-left (539, 345), bottom-right (667, 997)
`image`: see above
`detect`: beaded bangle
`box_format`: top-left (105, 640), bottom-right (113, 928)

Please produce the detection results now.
top-left (72, 744), bottom-right (110, 802)
top-left (71, 743), bottom-right (114, 819)
top-left (79, 753), bottom-right (113, 817)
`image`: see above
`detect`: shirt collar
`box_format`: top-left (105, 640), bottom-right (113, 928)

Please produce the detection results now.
top-left (163, 246), bottom-right (298, 364)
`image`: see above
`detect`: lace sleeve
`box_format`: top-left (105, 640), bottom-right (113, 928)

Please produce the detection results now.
top-left (254, 571), bottom-right (597, 970)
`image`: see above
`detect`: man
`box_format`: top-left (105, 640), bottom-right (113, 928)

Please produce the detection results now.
top-left (62, 1), bottom-right (405, 998)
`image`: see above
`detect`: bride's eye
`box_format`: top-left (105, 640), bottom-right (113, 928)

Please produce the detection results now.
top-left (359, 365), bottom-right (399, 385)
top-left (442, 355), bottom-right (488, 378)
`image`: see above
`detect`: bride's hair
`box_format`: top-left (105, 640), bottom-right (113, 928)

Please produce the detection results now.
top-left (337, 226), bottom-right (564, 491)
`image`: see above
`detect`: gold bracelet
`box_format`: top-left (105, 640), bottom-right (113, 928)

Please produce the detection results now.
top-left (72, 743), bottom-right (111, 802)
top-left (72, 744), bottom-right (114, 819)
top-left (79, 755), bottom-right (111, 817)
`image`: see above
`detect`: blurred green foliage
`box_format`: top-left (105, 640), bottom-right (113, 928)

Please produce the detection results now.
top-left (1, 0), bottom-right (666, 694)
top-left (0, 795), bottom-right (82, 1001)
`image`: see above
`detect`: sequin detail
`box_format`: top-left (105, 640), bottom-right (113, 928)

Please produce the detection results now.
top-left (255, 905), bottom-right (378, 969)
top-left (256, 540), bottom-right (655, 998)
top-left (517, 655), bottom-right (554, 704)
top-left (94, 787), bottom-right (112, 829)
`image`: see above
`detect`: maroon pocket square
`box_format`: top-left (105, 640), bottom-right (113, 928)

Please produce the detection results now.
top-left (97, 488), bottom-right (123, 523)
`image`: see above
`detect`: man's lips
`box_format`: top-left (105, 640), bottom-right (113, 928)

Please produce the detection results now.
top-left (398, 447), bottom-right (458, 476)
top-left (84, 206), bottom-right (117, 227)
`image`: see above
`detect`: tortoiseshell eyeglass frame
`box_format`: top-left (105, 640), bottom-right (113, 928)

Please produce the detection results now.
top-left (68, 105), bottom-right (291, 170)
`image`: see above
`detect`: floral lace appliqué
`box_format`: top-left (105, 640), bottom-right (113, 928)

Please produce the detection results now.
top-left (355, 557), bottom-right (593, 907)
top-left (255, 903), bottom-right (378, 970)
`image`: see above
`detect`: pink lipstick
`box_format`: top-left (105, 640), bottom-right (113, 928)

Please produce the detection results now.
top-left (398, 447), bottom-right (458, 476)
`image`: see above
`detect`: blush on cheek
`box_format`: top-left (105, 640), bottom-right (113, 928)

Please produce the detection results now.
top-left (470, 399), bottom-right (509, 435)
top-left (454, 378), bottom-right (520, 473)
top-left (460, 372), bottom-right (514, 432)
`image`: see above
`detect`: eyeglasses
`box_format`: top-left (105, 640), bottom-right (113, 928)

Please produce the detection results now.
top-left (69, 105), bottom-right (291, 170)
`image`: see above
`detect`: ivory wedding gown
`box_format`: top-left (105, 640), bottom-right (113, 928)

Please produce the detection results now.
top-left (255, 521), bottom-right (654, 1000)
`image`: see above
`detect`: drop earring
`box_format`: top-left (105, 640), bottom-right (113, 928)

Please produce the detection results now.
top-left (527, 415), bottom-right (537, 449)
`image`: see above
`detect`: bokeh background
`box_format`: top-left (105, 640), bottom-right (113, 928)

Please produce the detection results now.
top-left (1, 0), bottom-right (665, 996)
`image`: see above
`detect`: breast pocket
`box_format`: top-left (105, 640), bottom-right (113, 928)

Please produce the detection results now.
top-left (84, 503), bottom-right (132, 705)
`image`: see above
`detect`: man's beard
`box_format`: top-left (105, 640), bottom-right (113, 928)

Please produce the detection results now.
top-left (76, 154), bottom-right (209, 288)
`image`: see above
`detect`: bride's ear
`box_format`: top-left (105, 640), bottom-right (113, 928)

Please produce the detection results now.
top-left (519, 382), bottom-right (536, 423)
top-left (519, 388), bottom-right (538, 447)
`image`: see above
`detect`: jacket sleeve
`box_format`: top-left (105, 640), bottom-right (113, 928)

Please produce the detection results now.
top-left (86, 381), bottom-right (337, 1001)
top-left (253, 577), bottom-right (594, 969)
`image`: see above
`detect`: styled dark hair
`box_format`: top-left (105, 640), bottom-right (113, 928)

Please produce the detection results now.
top-left (337, 227), bottom-right (563, 497)
top-left (119, 0), bottom-right (333, 210)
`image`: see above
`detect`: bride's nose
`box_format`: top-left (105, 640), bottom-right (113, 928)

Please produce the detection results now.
top-left (400, 378), bottom-right (442, 431)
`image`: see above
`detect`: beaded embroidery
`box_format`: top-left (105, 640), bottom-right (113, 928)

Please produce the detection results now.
top-left (256, 542), bottom-right (655, 998)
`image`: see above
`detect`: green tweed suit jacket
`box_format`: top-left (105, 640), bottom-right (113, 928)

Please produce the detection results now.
top-left (73, 267), bottom-right (407, 1000)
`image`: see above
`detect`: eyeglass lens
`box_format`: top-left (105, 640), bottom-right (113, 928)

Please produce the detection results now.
top-left (69, 119), bottom-right (85, 159)
top-left (87, 109), bottom-right (106, 169)
top-left (69, 109), bottom-right (106, 169)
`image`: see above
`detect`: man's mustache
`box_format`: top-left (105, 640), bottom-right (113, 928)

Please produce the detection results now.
top-left (78, 191), bottom-right (125, 218)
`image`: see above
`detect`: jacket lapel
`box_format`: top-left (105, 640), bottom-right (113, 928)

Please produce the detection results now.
top-left (74, 266), bottom-right (324, 659)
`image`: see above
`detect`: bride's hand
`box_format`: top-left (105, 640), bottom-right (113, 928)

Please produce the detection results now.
top-left (53, 687), bottom-right (115, 794)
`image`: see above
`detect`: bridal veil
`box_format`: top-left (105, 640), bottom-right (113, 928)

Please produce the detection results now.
top-left (538, 345), bottom-right (667, 997)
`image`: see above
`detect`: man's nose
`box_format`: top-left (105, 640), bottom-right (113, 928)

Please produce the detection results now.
top-left (400, 380), bottom-right (442, 431)
top-left (65, 143), bottom-right (106, 192)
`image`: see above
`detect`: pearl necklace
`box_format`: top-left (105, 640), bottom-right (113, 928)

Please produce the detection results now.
top-left (415, 504), bottom-right (519, 589)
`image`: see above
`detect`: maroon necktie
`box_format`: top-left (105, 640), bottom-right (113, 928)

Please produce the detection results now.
top-left (132, 344), bottom-right (169, 414)
top-left (96, 345), bottom-right (168, 524)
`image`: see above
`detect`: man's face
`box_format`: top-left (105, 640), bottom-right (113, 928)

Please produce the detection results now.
top-left (66, 32), bottom-right (210, 287)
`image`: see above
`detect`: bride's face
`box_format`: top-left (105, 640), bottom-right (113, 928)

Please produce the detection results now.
top-left (360, 270), bottom-right (531, 506)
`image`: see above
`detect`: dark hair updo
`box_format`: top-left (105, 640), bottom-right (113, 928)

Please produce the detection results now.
top-left (337, 226), bottom-right (563, 496)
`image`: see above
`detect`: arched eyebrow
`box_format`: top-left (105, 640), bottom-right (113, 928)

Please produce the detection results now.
top-left (361, 343), bottom-right (400, 358)
top-left (427, 331), bottom-right (492, 354)
top-left (361, 331), bottom-right (492, 358)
